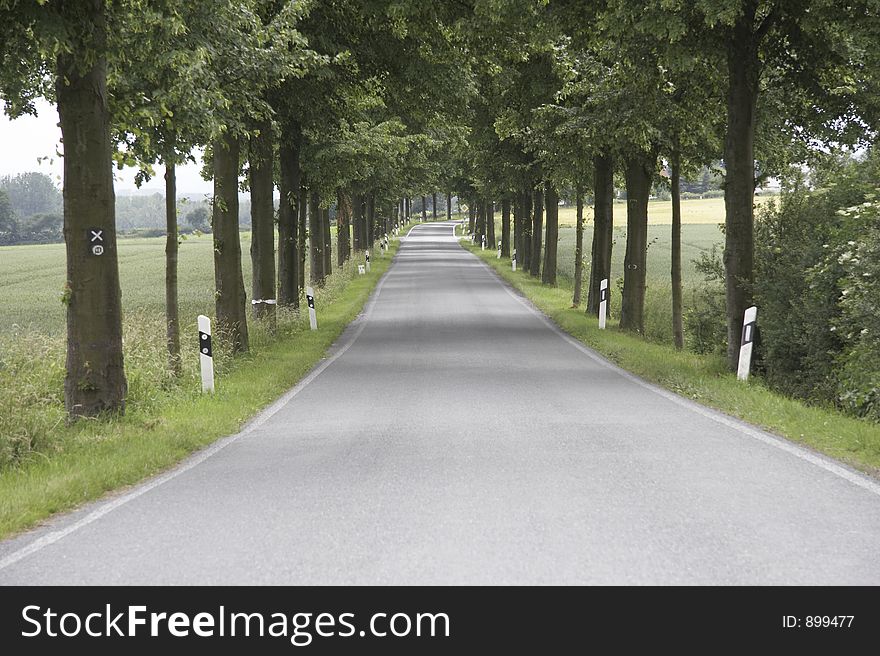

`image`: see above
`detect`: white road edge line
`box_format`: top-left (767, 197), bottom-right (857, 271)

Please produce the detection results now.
top-left (465, 242), bottom-right (880, 499)
top-left (0, 237), bottom-right (409, 573)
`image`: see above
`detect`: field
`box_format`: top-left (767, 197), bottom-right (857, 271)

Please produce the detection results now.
top-left (1, 232), bottom-right (236, 335)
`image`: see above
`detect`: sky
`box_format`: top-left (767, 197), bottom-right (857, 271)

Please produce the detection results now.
top-left (0, 98), bottom-right (214, 195)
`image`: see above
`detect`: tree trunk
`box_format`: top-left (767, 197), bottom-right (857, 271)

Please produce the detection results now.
top-left (337, 188), bottom-right (351, 266)
top-left (572, 185), bottom-right (585, 307)
top-left (446, 191), bottom-right (452, 222)
top-left (248, 123), bottom-right (276, 330)
top-left (587, 154), bottom-right (614, 317)
top-left (468, 203), bottom-right (476, 236)
top-left (724, 8), bottom-right (760, 369)
top-left (366, 193), bottom-right (375, 246)
top-left (421, 195), bottom-right (427, 222)
top-left (486, 199), bottom-right (495, 247)
top-left (671, 149), bottom-right (684, 349)
top-left (501, 197), bottom-right (511, 258)
top-left (322, 206), bottom-right (332, 276)
top-left (476, 200), bottom-right (486, 245)
top-left (521, 188), bottom-right (533, 272)
top-left (619, 153), bottom-right (654, 334)
top-left (352, 193), bottom-right (362, 252)
top-left (542, 185), bottom-right (558, 284)
top-left (298, 185), bottom-right (306, 291)
top-left (212, 133), bottom-right (249, 353)
top-left (530, 188), bottom-right (543, 278)
top-left (164, 160), bottom-right (181, 375)
top-left (432, 192), bottom-right (438, 221)
top-left (512, 195), bottom-right (521, 261)
top-left (309, 191), bottom-right (324, 283)
top-left (56, 20), bottom-right (128, 417)
top-left (278, 126), bottom-right (300, 309)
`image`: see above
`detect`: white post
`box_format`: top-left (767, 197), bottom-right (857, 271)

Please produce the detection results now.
top-left (512, 249), bottom-right (517, 271)
top-left (497, 240), bottom-right (501, 258)
top-left (365, 250), bottom-right (371, 272)
top-left (598, 278), bottom-right (608, 330)
top-left (481, 234), bottom-right (486, 250)
top-left (737, 306), bottom-right (758, 381)
top-left (197, 315), bottom-right (214, 393)
top-left (306, 287), bottom-right (317, 331)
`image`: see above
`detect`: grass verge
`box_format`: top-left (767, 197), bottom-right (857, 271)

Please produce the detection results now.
top-left (462, 239), bottom-right (880, 477)
top-left (0, 237), bottom-right (401, 540)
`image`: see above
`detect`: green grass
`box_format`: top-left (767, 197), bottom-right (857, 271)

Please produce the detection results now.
top-left (463, 239), bottom-right (880, 477)
top-left (0, 231), bottom-right (404, 539)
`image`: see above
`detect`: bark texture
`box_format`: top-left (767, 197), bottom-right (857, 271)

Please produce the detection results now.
top-left (542, 185), bottom-right (558, 285)
top-left (724, 2), bottom-right (760, 369)
top-left (249, 123), bottom-right (276, 329)
top-left (530, 188), bottom-right (543, 278)
top-left (572, 185), bottom-right (585, 307)
top-left (671, 150), bottom-right (684, 349)
top-left (619, 153), bottom-right (654, 334)
top-left (587, 155), bottom-right (614, 317)
top-left (164, 161), bottom-right (181, 375)
top-left (212, 133), bottom-right (249, 353)
top-left (58, 14), bottom-right (128, 416)
top-left (278, 126), bottom-right (300, 308)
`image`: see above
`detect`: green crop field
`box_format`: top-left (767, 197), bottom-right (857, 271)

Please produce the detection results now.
top-left (1, 232), bottom-right (243, 336)
top-left (556, 195), bottom-right (773, 227)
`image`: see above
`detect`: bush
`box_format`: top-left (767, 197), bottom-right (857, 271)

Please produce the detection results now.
top-left (684, 244), bottom-right (726, 355)
top-left (754, 151), bottom-right (879, 418)
top-left (833, 198), bottom-right (880, 420)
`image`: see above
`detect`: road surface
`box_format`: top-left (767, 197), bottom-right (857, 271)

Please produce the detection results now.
top-left (2, 222), bottom-right (880, 584)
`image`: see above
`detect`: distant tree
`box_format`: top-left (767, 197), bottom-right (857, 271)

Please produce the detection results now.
top-left (0, 172), bottom-right (62, 218)
top-left (23, 212), bottom-right (63, 241)
top-left (0, 189), bottom-right (17, 244)
top-left (184, 205), bottom-right (211, 232)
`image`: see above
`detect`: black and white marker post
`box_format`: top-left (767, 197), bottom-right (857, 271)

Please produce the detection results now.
top-left (737, 306), bottom-right (758, 381)
top-left (598, 278), bottom-right (608, 330)
top-left (497, 240), bottom-right (502, 258)
top-left (306, 287), bottom-right (317, 331)
top-left (512, 249), bottom-right (517, 271)
top-left (197, 314), bottom-right (214, 393)
top-left (365, 250), bottom-right (371, 272)
top-left (481, 234), bottom-right (486, 250)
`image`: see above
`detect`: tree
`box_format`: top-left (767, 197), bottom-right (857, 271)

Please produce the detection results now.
top-left (0, 172), bottom-right (62, 219)
top-left (620, 0), bottom-right (880, 366)
top-left (0, 189), bottom-right (17, 245)
top-left (184, 205), bottom-right (211, 232)
top-left (248, 121), bottom-right (276, 329)
top-left (1, 0), bottom-right (129, 416)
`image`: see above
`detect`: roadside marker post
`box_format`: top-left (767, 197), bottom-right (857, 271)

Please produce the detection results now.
top-left (366, 251), bottom-right (371, 272)
top-left (497, 240), bottom-right (501, 258)
top-left (598, 278), bottom-right (608, 330)
top-left (306, 287), bottom-right (317, 331)
top-left (481, 235), bottom-right (486, 250)
top-left (512, 249), bottom-right (517, 271)
top-left (197, 315), bottom-right (214, 393)
top-left (737, 306), bottom-right (758, 381)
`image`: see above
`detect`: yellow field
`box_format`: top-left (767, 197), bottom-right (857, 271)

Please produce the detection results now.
top-left (557, 196), bottom-right (774, 226)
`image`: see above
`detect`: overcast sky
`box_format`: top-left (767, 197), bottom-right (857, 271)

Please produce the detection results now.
top-left (0, 98), bottom-right (213, 195)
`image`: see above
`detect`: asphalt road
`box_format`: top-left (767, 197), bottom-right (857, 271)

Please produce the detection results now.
top-left (2, 221), bottom-right (880, 585)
